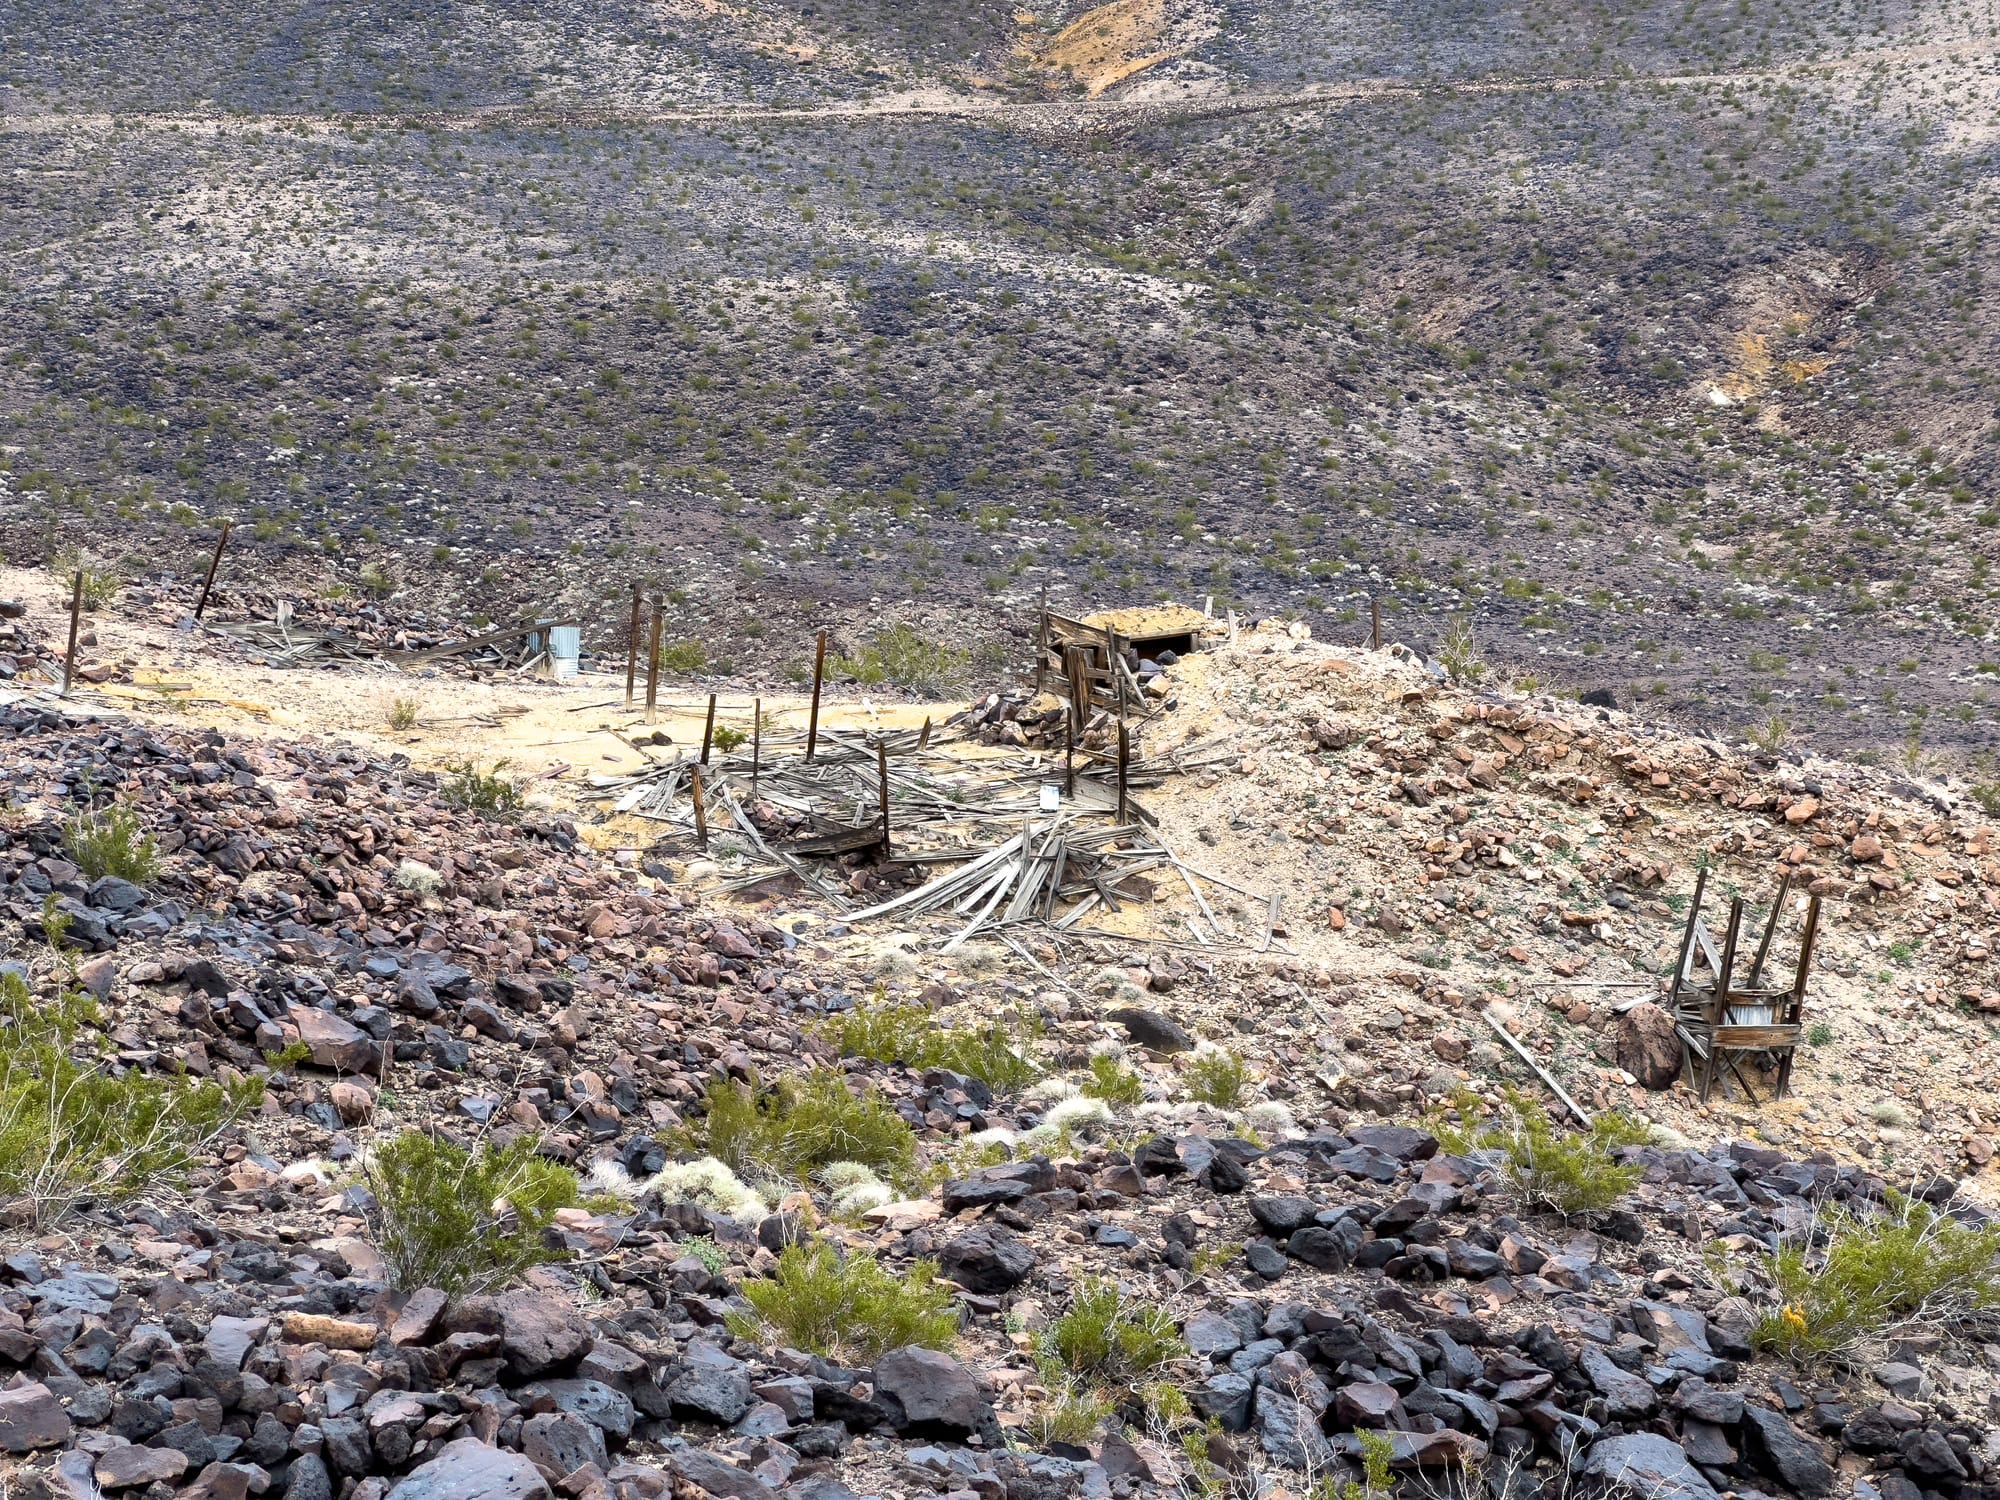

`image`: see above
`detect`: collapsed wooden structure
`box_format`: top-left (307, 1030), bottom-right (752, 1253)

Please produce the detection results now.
top-left (1035, 603), bottom-right (1221, 719)
top-left (1668, 868), bottom-right (1822, 1103)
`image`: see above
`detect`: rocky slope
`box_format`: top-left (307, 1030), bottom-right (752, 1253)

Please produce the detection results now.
top-left (0, 614), bottom-right (1998, 1498)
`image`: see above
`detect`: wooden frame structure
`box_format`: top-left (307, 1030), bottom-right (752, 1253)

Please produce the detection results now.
top-left (1668, 869), bottom-right (1822, 1103)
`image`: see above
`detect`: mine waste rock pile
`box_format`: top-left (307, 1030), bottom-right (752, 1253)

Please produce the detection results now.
top-left (0, 616), bottom-right (1999, 1499)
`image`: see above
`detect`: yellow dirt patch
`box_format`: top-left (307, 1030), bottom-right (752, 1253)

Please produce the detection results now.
top-left (1028, 0), bottom-right (1215, 97)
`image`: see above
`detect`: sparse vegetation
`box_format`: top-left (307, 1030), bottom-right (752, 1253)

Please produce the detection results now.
top-left (1039, 1277), bottom-right (1185, 1379)
top-left (1183, 1045), bottom-right (1250, 1107)
top-left (832, 623), bottom-right (970, 697)
top-left (1080, 1054), bottom-right (1145, 1108)
top-left (439, 760), bottom-right (523, 815)
top-left (677, 1070), bottom-right (917, 1185)
top-left (1750, 1193), bottom-right (2000, 1363)
top-left (63, 800), bottom-right (161, 885)
top-left (387, 696), bottom-right (422, 731)
top-left (728, 1242), bottom-right (958, 1361)
top-left (363, 1130), bottom-right (580, 1295)
top-left (0, 972), bottom-right (264, 1226)
top-left (820, 998), bottom-right (1040, 1094)
top-left (1431, 1086), bottom-right (1649, 1216)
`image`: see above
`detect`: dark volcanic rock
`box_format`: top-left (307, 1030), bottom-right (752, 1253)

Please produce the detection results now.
top-left (1106, 1007), bottom-right (1195, 1053)
top-left (939, 1223), bottom-right (1035, 1292)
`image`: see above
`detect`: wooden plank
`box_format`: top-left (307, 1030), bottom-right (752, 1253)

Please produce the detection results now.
top-left (1482, 1009), bottom-right (1593, 1126)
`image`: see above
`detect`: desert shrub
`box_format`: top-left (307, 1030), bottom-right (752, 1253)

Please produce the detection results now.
top-left (0, 972), bottom-right (263, 1226)
top-left (358, 563), bottom-right (395, 598)
top-left (680, 1070), bottom-right (916, 1184)
top-left (387, 697), bottom-right (422, 731)
top-left (820, 999), bottom-right (1039, 1093)
top-left (46, 549), bottom-right (119, 610)
top-left (657, 638), bottom-right (708, 674)
top-left (1434, 615), bottom-right (1486, 684)
top-left (1431, 1086), bottom-right (1648, 1216)
top-left (1081, 1054), bottom-right (1144, 1108)
top-left (728, 1242), bottom-right (957, 1361)
top-left (833, 622), bottom-right (969, 696)
top-left (1183, 1045), bottom-right (1250, 1107)
top-left (364, 1130), bottom-right (579, 1295)
top-left (63, 801), bottom-right (160, 884)
top-left (1751, 1194), bottom-right (2000, 1363)
top-left (1040, 1278), bottom-right (1186, 1378)
top-left (440, 760), bottom-right (522, 815)
top-left (393, 860), bottom-right (440, 895)
top-left (1027, 1370), bottom-right (1117, 1447)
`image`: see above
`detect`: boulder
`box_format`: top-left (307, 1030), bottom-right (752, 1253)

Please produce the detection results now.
top-left (1616, 1003), bottom-right (1682, 1090)
top-left (1741, 1405), bottom-right (1835, 1497)
top-left (385, 1437), bottom-right (553, 1499)
top-left (1106, 1007), bottom-right (1195, 1053)
top-left (293, 1008), bottom-right (382, 1074)
top-left (873, 1346), bottom-right (996, 1438)
top-left (495, 1289), bottom-right (592, 1378)
top-left (667, 1342), bottom-right (754, 1424)
top-left (0, 1383), bottom-right (71, 1452)
top-left (939, 1223), bottom-right (1035, 1292)
top-left (1578, 1433), bottom-right (1720, 1500)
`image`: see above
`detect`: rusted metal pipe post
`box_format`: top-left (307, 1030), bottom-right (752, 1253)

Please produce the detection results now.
top-left (60, 570), bottom-right (84, 698)
top-left (699, 692), bottom-right (718, 765)
top-left (806, 629), bottom-right (827, 764)
top-left (1370, 597), bottom-right (1382, 651)
top-left (690, 766), bottom-right (709, 851)
top-left (193, 519), bottom-right (232, 621)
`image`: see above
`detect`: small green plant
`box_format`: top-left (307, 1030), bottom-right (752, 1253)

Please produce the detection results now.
top-left (832, 622), bottom-right (970, 696)
top-left (678, 1070), bottom-right (916, 1184)
top-left (1183, 1046), bottom-right (1250, 1108)
top-left (728, 1241), bottom-right (957, 1361)
top-left (1321, 1430), bottom-right (1399, 1500)
top-left (820, 999), bottom-right (1040, 1094)
top-left (1434, 614), bottom-right (1486, 684)
top-left (1750, 1193), bottom-right (2000, 1363)
top-left (712, 723), bottom-right (749, 753)
top-left (0, 973), bottom-right (264, 1226)
top-left (439, 760), bottom-right (522, 815)
top-left (358, 563), bottom-right (396, 598)
top-left (680, 1235), bottom-right (730, 1275)
top-left (387, 697), bottom-right (422, 731)
top-left (46, 549), bottom-right (119, 610)
top-left (363, 1130), bottom-right (580, 1295)
top-left (1806, 1021), bottom-right (1834, 1047)
top-left (657, 638), bottom-right (709, 674)
top-left (1039, 1278), bottom-right (1186, 1378)
top-left (1027, 1366), bottom-right (1118, 1447)
top-left (63, 801), bottom-right (161, 885)
top-left (1430, 1087), bottom-right (1648, 1216)
top-left (1081, 1054), bottom-right (1144, 1108)
top-left (1749, 713), bottom-right (1794, 753)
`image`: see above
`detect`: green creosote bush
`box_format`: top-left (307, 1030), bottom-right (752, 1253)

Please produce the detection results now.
top-left (0, 972), bottom-right (265, 1227)
top-left (439, 759), bottom-right (523, 815)
top-left (387, 696), bottom-right (421, 731)
top-left (1304, 1430), bottom-right (1398, 1500)
top-left (46, 549), bottom-right (119, 611)
top-left (1028, 1373), bottom-right (1118, 1448)
top-left (727, 1241), bottom-right (958, 1362)
top-left (363, 1130), bottom-right (580, 1295)
top-left (1039, 1277), bottom-right (1186, 1379)
top-left (1081, 1054), bottom-right (1144, 1108)
top-left (832, 622), bottom-right (970, 697)
top-left (63, 801), bottom-right (161, 885)
top-left (677, 1070), bottom-right (916, 1185)
top-left (358, 563), bottom-right (396, 599)
top-left (820, 999), bottom-right (1040, 1094)
top-left (1431, 1086), bottom-right (1649, 1217)
top-left (711, 723), bottom-right (749, 753)
top-left (657, 638), bottom-right (708, 675)
top-left (1750, 1193), bottom-right (2000, 1364)
top-left (1183, 1045), bottom-right (1250, 1108)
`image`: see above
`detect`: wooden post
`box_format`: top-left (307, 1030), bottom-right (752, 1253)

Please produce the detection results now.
top-left (1116, 721), bottom-right (1130, 826)
top-left (1102, 624), bottom-right (1124, 715)
top-left (1065, 690), bottom-right (1076, 797)
top-left (806, 629), bottom-right (827, 764)
top-left (1370, 597), bottom-right (1382, 651)
top-left (644, 605), bottom-right (663, 725)
top-left (623, 583), bottom-right (641, 707)
top-left (60, 570), bottom-right (84, 698)
top-left (1035, 584), bottom-right (1048, 696)
top-left (875, 739), bottom-right (892, 858)
top-left (689, 766), bottom-right (708, 851)
top-left (699, 692), bottom-right (718, 765)
top-left (193, 519), bottom-right (232, 621)
top-left (752, 697), bottom-right (762, 788)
